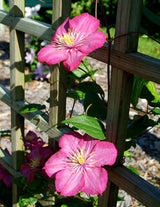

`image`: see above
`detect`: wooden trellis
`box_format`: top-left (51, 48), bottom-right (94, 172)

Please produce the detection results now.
top-left (0, 0), bottom-right (160, 206)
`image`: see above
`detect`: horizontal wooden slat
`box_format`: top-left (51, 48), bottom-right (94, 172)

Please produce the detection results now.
top-left (89, 44), bottom-right (160, 84)
top-left (0, 84), bottom-right (70, 141)
top-left (0, 148), bottom-right (21, 177)
top-left (0, 10), bottom-right (160, 83)
top-left (108, 166), bottom-right (160, 207)
top-left (0, 10), bottom-right (54, 41)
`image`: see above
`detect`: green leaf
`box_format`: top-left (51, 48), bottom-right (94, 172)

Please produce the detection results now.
top-left (127, 166), bottom-right (139, 175)
top-left (146, 81), bottom-right (160, 103)
top-left (127, 115), bottom-right (157, 138)
top-left (19, 103), bottom-right (46, 113)
top-left (152, 108), bottom-right (160, 115)
top-left (117, 196), bottom-right (125, 201)
top-left (67, 90), bottom-right (85, 100)
top-left (84, 91), bottom-right (107, 120)
top-left (71, 61), bottom-right (94, 81)
top-left (140, 81), bottom-right (160, 107)
top-left (131, 76), bottom-right (148, 108)
top-left (19, 196), bottom-right (38, 207)
top-left (72, 62), bottom-right (91, 79)
top-left (125, 139), bottom-right (136, 151)
top-left (143, 6), bottom-right (160, 26)
top-left (124, 150), bottom-right (132, 161)
top-left (78, 81), bottom-right (105, 97)
top-left (62, 115), bottom-right (105, 140)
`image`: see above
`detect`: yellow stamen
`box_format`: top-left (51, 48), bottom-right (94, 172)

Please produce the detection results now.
top-left (31, 158), bottom-right (40, 167)
top-left (62, 32), bottom-right (74, 45)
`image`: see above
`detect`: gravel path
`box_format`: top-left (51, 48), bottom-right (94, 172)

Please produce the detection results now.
top-left (0, 26), bottom-right (160, 206)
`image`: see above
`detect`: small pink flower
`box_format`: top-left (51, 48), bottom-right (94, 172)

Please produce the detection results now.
top-left (20, 144), bottom-right (53, 183)
top-left (37, 13), bottom-right (106, 71)
top-left (44, 131), bottom-right (117, 196)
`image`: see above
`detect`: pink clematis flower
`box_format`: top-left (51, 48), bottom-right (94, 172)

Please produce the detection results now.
top-left (20, 144), bottom-right (53, 183)
top-left (44, 131), bottom-right (117, 196)
top-left (37, 13), bottom-right (106, 71)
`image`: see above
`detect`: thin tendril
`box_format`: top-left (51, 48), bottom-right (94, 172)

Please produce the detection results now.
top-left (98, 0), bottom-right (111, 100)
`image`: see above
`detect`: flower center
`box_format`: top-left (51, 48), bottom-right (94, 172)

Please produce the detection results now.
top-left (27, 135), bottom-right (34, 140)
top-left (57, 29), bottom-right (75, 47)
top-left (77, 153), bottom-right (85, 165)
top-left (68, 149), bottom-right (86, 166)
top-left (30, 158), bottom-right (40, 168)
top-left (62, 32), bottom-right (74, 45)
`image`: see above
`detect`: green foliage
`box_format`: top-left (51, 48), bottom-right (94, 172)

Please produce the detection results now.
top-left (126, 166), bottom-right (139, 176)
top-left (78, 81), bottom-right (105, 97)
top-left (127, 115), bottom-right (157, 138)
top-left (71, 0), bottom-right (117, 27)
top-left (62, 115), bottom-right (105, 140)
top-left (72, 62), bottom-right (98, 82)
top-left (140, 81), bottom-right (160, 107)
top-left (67, 90), bottom-right (85, 100)
top-left (131, 76), bottom-right (148, 108)
top-left (83, 91), bottom-right (107, 120)
top-left (0, 181), bottom-right (12, 206)
top-left (19, 103), bottom-right (46, 113)
top-left (19, 196), bottom-right (38, 207)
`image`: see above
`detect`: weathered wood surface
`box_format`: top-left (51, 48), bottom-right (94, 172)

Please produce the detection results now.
top-left (0, 84), bottom-right (70, 141)
top-left (109, 166), bottom-right (160, 207)
top-left (49, 0), bottom-right (70, 151)
top-left (0, 10), bottom-right (160, 83)
top-left (9, 0), bottom-right (25, 205)
top-left (0, 148), bottom-right (21, 178)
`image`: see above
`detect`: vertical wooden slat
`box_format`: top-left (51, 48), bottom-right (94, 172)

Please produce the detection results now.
top-left (98, 0), bottom-right (143, 206)
top-left (49, 0), bottom-right (71, 151)
top-left (9, 0), bottom-right (25, 206)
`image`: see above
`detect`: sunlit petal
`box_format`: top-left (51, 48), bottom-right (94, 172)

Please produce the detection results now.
top-left (55, 168), bottom-right (84, 196)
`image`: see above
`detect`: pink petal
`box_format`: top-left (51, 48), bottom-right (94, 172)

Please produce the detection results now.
top-left (82, 167), bottom-right (108, 195)
top-left (63, 49), bottom-right (86, 71)
top-left (93, 142), bottom-right (118, 166)
top-left (78, 31), bottom-right (106, 54)
top-left (37, 44), bottom-right (67, 65)
top-left (80, 134), bottom-right (100, 154)
top-left (55, 168), bottom-right (84, 196)
top-left (52, 17), bottom-right (70, 41)
top-left (44, 150), bottom-right (67, 177)
top-left (59, 131), bottom-right (83, 153)
top-left (69, 13), bottom-right (100, 36)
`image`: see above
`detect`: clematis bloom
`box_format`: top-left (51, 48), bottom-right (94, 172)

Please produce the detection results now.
top-left (20, 144), bottom-right (53, 183)
top-left (44, 131), bottom-right (117, 196)
top-left (37, 13), bottom-right (106, 71)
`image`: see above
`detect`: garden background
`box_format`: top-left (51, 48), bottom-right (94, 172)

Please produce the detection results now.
top-left (0, 0), bottom-right (160, 206)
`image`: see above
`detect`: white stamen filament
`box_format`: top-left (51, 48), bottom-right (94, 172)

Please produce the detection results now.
top-left (55, 28), bottom-right (87, 49)
top-left (67, 148), bottom-right (96, 173)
